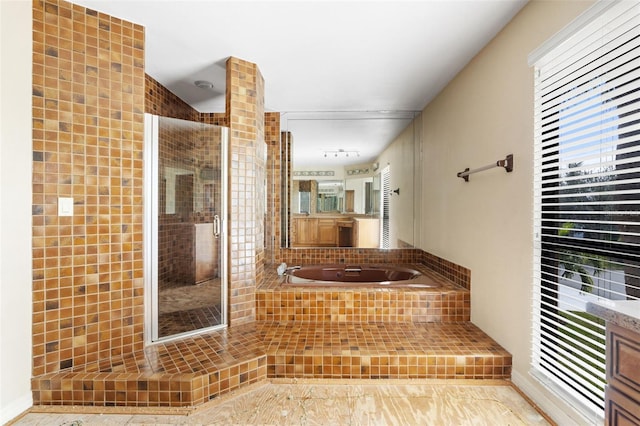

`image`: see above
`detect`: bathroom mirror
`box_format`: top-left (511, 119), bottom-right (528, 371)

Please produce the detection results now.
top-left (163, 166), bottom-right (195, 215)
top-left (290, 177), bottom-right (378, 215)
top-left (291, 179), bottom-right (345, 214)
top-left (281, 111), bottom-right (418, 249)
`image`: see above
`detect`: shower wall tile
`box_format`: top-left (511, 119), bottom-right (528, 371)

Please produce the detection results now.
top-left (145, 75), bottom-right (199, 122)
top-left (264, 113), bottom-right (282, 264)
top-left (32, 0), bottom-right (146, 376)
top-left (145, 74), bottom-right (228, 126)
top-left (225, 57), bottom-right (266, 325)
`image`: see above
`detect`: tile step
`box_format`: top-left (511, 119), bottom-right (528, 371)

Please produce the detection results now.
top-left (32, 321), bottom-right (511, 407)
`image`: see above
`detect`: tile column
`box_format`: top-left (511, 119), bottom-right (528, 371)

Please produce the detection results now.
top-left (225, 57), bottom-right (265, 324)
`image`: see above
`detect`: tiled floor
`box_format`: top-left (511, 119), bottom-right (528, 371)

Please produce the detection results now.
top-left (158, 278), bottom-right (221, 314)
top-left (158, 278), bottom-right (222, 337)
top-left (158, 304), bottom-right (222, 337)
top-left (13, 380), bottom-right (552, 425)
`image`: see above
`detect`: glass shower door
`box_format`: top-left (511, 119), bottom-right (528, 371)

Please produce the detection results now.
top-left (145, 114), bottom-right (227, 341)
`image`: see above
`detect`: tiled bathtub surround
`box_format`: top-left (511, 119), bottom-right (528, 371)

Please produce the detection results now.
top-left (256, 265), bottom-right (508, 381)
top-left (274, 248), bottom-right (471, 290)
top-left (421, 250), bottom-right (472, 291)
top-left (257, 266), bottom-right (470, 323)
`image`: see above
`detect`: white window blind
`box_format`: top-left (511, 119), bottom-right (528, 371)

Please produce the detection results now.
top-left (532, 1), bottom-right (640, 418)
top-left (381, 165), bottom-right (391, 249)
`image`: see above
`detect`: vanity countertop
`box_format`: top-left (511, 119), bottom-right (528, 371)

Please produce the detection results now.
top-left (586, 300), bottom-right (640, 334)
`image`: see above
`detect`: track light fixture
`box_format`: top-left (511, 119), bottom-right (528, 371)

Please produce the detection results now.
top-left (323, 149), bottom-right (360, 158)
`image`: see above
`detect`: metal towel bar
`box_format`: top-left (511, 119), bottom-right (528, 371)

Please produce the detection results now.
top-left (457, 154), bottom-right (513, 182)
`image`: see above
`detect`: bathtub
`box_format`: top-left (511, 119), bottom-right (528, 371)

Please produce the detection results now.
top-left (282, 264), bottom-right (441, 289)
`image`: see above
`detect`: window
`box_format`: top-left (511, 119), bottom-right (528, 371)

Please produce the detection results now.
top-left (381, 165), bottom-right (391, 249)
top-left (532, 1), bottom-right (640, 418)
top-left (299, 191), bottom-right (310, 214)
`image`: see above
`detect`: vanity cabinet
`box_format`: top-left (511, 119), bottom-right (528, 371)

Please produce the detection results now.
top-left (605, 323), bottom-right (640, 425)
top-left (290, 216), bottom-right (380, 247)
top-left (317, 219), bottom-right (337, 246)
top-left (587, 301), bottom-right (640, 425)
top-left (292, 217), bottom-right (317, 246)
top-left (291, 217), bottom-right (337, 247)
top-left (353, 218), bottom-right (380, 248)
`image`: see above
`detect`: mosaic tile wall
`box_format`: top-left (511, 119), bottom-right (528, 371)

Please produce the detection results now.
top-left (145, 74), bottom-right (227, 126)
top-left (145, 75), bottom-right (199, 122)
top-left (421, 251), bottom-right (471, 290)
top-left (226, 57), bottom-right (266, 325)
top-left (31, 0), bottom-right (268, 381)
top-left (264, 113), bottom-right (281, 264)
top-left (32, 0), bottom-right (146, 376)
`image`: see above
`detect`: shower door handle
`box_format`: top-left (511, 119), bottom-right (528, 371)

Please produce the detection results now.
top-left (213, 215), bottom-right (221, 238)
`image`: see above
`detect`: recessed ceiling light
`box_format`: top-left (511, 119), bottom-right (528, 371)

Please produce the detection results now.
top-left (194, 80), bottom-right (214, 89)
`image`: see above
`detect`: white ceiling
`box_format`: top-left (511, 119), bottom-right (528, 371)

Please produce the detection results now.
top-left (72, 0), bottom-right (528, 167)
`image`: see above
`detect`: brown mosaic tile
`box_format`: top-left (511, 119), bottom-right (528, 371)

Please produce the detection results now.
top-left (257, 321), bottom-right (511, 380)
top-left (225, 57), bottom-right (265, 326)
top-left (257, 265), bottom-right (469, 323)
top-left (32, 322), bottom-right (267, 407)
top-left (421, 251), bottom-right (472, 290)
top-left (32, 0), bottom-right (145, 378)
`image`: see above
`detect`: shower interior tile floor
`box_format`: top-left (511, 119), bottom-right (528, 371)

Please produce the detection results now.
top-left (157, 278), bottom-right (222, 337)
top-left (12, 380), bottom-right (553, 425)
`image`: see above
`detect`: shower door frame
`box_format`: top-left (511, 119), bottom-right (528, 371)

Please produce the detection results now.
top-left (143, 113), bottom-right (228, 344)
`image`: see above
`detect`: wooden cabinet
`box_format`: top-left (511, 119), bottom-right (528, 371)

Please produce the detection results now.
top-left (353, 218), bottom-right (380, 248)
top-left (291, 217), bottom-right (338, 247)
top-left (317, 219), bottom-right (337, 246)
top-left (605, 323), bottom-right (640, 425)
top-left (290, 216), bottom-right (381, 247)
top-left (606, 386), bottom-right (640, 426)
top-left (293, 217), bottom-right (317, 246)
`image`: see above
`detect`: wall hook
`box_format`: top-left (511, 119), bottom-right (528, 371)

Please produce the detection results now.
top-left (391, 188), bottom-right (400, 195)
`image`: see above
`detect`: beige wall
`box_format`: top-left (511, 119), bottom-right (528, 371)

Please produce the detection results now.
top-left (1, 1), bottom-right (33, 422)
top-left (378, 119), bottom-right (419, 248)
top-left (417, 0), bottom-right (595, 423)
